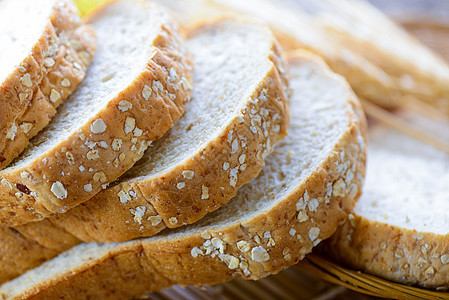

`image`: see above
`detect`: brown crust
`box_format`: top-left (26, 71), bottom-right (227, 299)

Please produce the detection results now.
top-left (0, 0), bottom-right (94, 170)
top-left (0, 53), bottom-right (367, 299)
top-left (327, 200), bottom-right (449, 289)
top-left (0, 220), bottom-right (80, 284)
top-left (39, 18), bottom-right (290, 243)
top-left (0, 2), bottom-right (193, 226)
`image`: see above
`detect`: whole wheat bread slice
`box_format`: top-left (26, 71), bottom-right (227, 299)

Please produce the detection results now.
top-left (0, 16), bottom-right (289, 282)
top-left (0, 52), bottom-right (366, 299)
top-left (0, 0), bottom-right (193, 227)
top-left (37, 17), bottom-right (290, 242)
top-left (0, 0), bottom-right (96, 170)
top-left (327, 118), bottom-right (449, 289)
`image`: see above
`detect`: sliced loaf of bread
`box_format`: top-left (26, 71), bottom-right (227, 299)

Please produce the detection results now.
top-left (0, 52), bottom-right (366, 299)
top-left (0, 0), bottom-right (193, 226)
top-left (327, 119), bottom-right (449, 289)
top-left (0, 17), bottom-right (289, 282)
top-left (38, 17), bottom-right (290, 242)
top-left (0, 0), bottom-right (95, 170)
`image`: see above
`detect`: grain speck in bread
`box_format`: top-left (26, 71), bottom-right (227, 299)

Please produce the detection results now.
top-left (0, 220), bottom-right (80, 284)
top-left (0, 52), bottom-right (366, 299)
top-left (0, 0), bottom-right (193, 226)
top-left (0, 0), bottom-right (96, 170)
top-left (41, 17), bottom-right (290, 242)
top-left (327, 120), bottom-right (449, 289)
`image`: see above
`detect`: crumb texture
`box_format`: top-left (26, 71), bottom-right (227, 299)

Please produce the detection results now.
top-left (355, 128), bottom-right (449, 234)
top-left (0, 0), bottom-right (53, 83)
top-left (127, 19), bottom-right (275, 178)
top-left (327, 117), bottom-right (449, 288)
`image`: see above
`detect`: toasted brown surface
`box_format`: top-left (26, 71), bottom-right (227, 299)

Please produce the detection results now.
top-left (0, 220), bottom-right (80, 284)
top-left (0, 1), bottom-right (193, 227)
top-left (0, 52), bottom-right (367, 299)
top-left (0, 0), bottom-right (95, 170)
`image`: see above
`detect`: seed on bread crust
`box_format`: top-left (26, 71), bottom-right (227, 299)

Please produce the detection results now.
top-left (90, 119), bottom-right (107, 134)
top-left (51, 182), bottom-right (67, 199)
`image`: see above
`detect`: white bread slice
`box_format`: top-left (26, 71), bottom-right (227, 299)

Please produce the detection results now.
top-left (0, 0), bottom-right (96, 170)
top-left (327, 119), bottom-right (449, 289)
top-left (0, 0), bottom-right (193, 227)
top-left (0, 52), bottom-right (366, 299)
top-left (37, 17), bottom-right (290, 242)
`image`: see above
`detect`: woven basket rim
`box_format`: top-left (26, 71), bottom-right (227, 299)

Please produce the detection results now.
top-left (299, 254), bottom-right (449, 300)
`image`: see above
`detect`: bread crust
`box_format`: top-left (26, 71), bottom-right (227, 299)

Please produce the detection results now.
top-left (325, 117), bottom-right (449, 290)
top-left (0, 2), bottom-right (193, 226)
top-left (0, 0), bottom-right (95, 170)
top-left (0, 53), bottom-right (367, 299)
top-left (327, 214), bottom-right (449, 289)
top-left (0, 221), bottom-right (80, 284)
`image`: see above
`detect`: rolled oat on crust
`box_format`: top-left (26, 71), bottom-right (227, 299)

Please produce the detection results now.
top-left (0, 0), bottom-right (193, 226)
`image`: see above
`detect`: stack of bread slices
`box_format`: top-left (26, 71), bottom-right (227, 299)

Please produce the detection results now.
top-left (1, 0), bottom-right (447, 298)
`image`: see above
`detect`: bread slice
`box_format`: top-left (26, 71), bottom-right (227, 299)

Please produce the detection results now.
top-left (0, 0), bottom-right (193, 227)
top-left (37, 17), bottom-right (290, 242)
top-left (327, 119), bottom-right (449, 289)
top-left (0, 52), bottom-right (366, 299)
top-left (0, 0), bottom-right (96, 170)
top-left (0, 221), bottom-right (81, 284)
